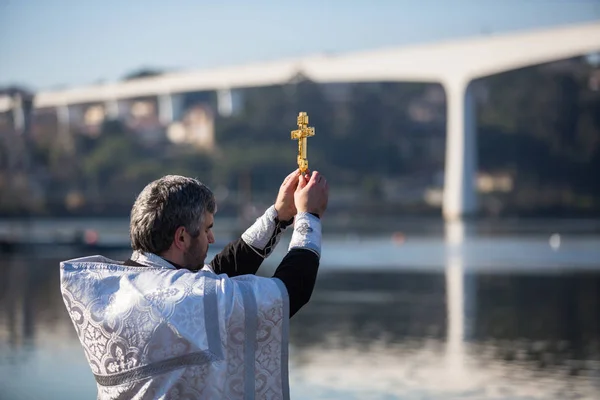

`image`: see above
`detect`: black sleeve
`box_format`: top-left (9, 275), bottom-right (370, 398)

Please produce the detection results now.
top-left (272, 248), bottom-right (320, 318)
top-left (209, 215), bottom-right (292, 278)
top-left (209, 238), bottom-right (264, 277)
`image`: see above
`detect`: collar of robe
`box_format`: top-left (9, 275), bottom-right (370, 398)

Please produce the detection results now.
top-left (129, 250), bottom-right (185, 270)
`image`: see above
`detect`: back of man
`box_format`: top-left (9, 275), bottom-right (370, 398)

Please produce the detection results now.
top-left (60, 170), bottom-right (329, 399)
top-left (61, 254), bottom-right (289, 399)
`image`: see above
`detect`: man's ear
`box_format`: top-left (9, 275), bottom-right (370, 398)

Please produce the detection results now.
top-left (173, 226), bottom-right (187, 250)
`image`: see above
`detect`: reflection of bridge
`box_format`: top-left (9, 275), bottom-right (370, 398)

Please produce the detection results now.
top-left (287, 225), bottom-right (600, 398)
top-left (2, 22), bottom-right (600, 220)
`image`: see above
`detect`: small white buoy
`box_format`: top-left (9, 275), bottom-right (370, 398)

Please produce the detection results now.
top-left (549, 233), bottom-right (561, 251)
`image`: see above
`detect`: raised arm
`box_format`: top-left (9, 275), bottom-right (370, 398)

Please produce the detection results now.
top-left (272, 212), bottom-right (321, 317)
top-left (209, 206), bottom-right (292, 277)
top-left (209, 170), bottom-right (300, 277)
top-left (272, 170), bottom-right (329, 317)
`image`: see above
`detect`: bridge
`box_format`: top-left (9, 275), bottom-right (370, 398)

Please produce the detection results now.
top-left (2, 21), bottom-right (600, 220)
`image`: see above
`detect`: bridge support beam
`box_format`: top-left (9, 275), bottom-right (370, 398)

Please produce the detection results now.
top-left (217, 88), bottom-right (243, 117)
top-left (217, 89), bottom-right (233, 117)
top-left (56, 104), bottom-right (74, 153)
top-left (56, 104), bottom-right (70, 133)
top-left (443, 80), bottom-right (478, 221)
top-left (105, 99), bottom-right (125, 120)
top-left (158, 93), bottom-right (184, 125)
top-left (12, 94), bottom-right (26, 134)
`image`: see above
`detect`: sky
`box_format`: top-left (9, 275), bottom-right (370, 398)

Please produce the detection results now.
top-left (1, 0), bottom-right (599, 91)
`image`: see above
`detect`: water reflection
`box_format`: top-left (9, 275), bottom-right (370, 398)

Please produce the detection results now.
top-left (443, 220), bottom-right (474, 391)
top-left (0, 233), bottom-right (599, 399)
top-left (1, 257), bottom-right (37, 351)
top-left (286, 224), bottom-right (600, 399)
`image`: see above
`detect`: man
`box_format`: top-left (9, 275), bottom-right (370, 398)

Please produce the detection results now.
top-left (60, 169), bottom-right (328, 399)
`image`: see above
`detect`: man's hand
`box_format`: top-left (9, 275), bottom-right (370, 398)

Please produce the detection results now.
top-left (294, 171), bottom-right (329, 217)
top-left (275, 169), bottom-right (301, 222)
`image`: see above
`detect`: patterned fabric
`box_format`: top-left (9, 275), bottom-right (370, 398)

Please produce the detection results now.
top-left (289, 212), bottom-right (322, 258)
top-left (60, 251), bottom-right (290, 399)
top-left (241, 205), bottom-right (289, 258)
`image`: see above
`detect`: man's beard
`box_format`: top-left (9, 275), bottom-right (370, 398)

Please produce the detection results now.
top-left (184, 241), bottom-right (207, 271)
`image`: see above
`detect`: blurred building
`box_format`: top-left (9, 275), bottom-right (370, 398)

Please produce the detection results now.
top-left (167, 104), bottom-right (215, 150)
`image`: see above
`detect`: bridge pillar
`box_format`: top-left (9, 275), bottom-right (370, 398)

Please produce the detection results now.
top-left (12, 94), bottom-right (26, 133)
top-left (5, 93), bottom-right (33, 174)
top-left (105, 99), bottom-right (125, 120)
top-left (9, 92), bottom-right (34, 135)
top-left (56, 104), bottom-right (70, 132)
top-left (158, 93), bottom-right (184, 125)
top-left (56, 104), bottom-right (74, 153)
top-left (217, 88), bottom-right (243, 117)
top-left (443, 79), bottom-right (478, 221)
top-left (217, 89), bottom-right (232, 117)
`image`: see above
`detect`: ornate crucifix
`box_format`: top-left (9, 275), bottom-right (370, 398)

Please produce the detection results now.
top-left (291, 112), bottom-right (315, 174)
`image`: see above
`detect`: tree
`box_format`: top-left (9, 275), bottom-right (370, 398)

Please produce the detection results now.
top-left (122, 68), bottom-right (164, 81)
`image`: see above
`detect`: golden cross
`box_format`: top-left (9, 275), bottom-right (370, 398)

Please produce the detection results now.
top-left (291, 112), bottom-right (315, 174)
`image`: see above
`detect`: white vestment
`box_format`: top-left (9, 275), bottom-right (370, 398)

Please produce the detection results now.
top-left (61, 251), bottom-right (290, 399)
top-left (59, 206), bottom-right (323, 399)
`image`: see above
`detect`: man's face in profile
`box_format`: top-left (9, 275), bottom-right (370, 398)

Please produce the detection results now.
top-left (184, 211), bottom-right (215, 269)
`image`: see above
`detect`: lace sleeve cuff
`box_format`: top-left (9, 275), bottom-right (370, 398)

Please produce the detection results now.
top-left (241, 205), bottom-right (289, 258)
top-left (288, 212), bottom-right (322, 258)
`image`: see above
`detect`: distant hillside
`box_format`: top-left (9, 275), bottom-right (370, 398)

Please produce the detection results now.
top-left (0, 57), bottom-right (599, 218)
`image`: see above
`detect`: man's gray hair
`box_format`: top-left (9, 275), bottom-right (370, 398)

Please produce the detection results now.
top-left (130, 175), bottom-right (216, 254)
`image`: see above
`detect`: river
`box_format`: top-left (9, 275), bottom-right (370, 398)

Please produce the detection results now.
top-left (0, 219), bottom-right (599, 399)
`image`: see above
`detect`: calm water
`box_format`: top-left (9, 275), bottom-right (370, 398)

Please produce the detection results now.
top-left (1, 221), bottom-right (600, 399)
